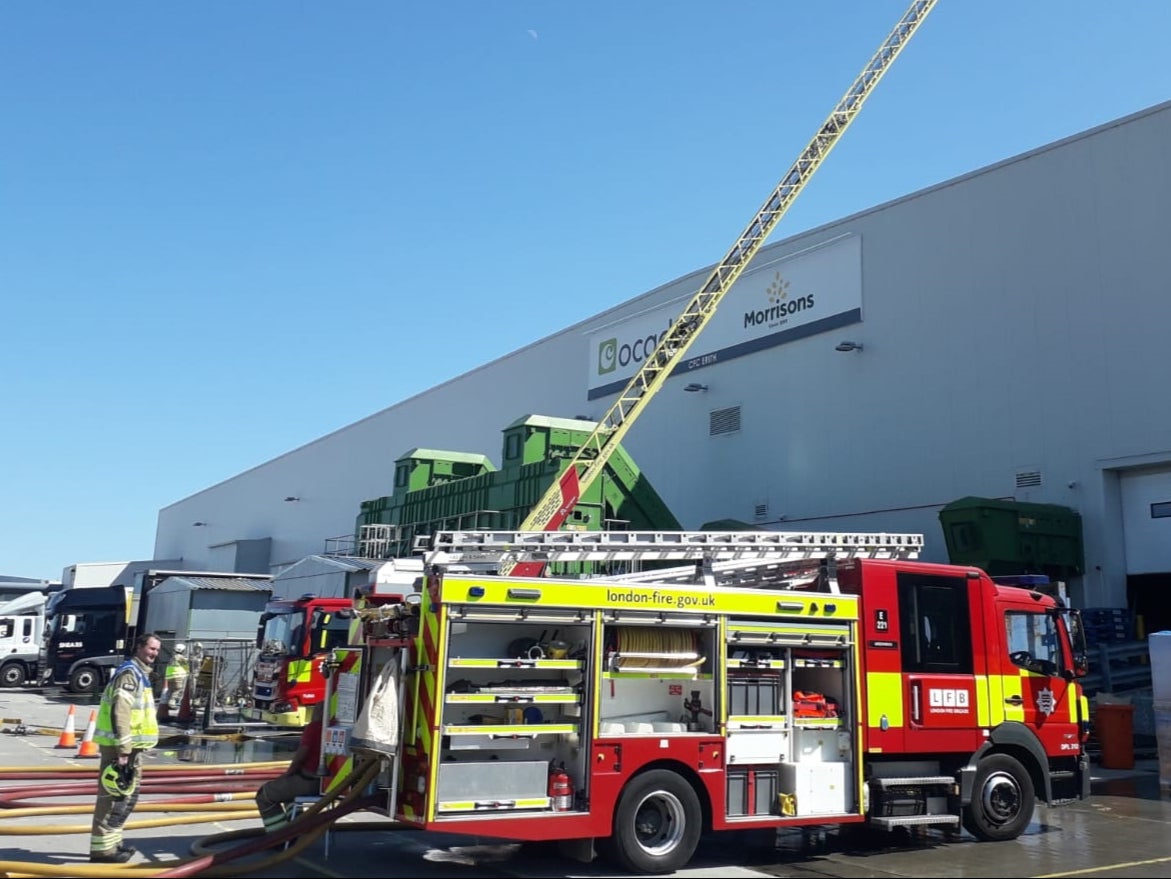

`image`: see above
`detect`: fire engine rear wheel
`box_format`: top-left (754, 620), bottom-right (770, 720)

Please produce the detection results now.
top-left (69, 666), bottom-right (102, 695)
top-left (962, 753), bottom-right (1035, 841)
top-left (0, 663), bottom-right (26, 688)
top-left (606, 769), bottom-right (701, 874)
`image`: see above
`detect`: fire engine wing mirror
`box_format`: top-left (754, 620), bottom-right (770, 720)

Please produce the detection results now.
top-left (256, 612), bottom-right (275, 649)
top-left (405, 592), bottom-right (423, 607)
top-left (1059, 609), bottom-right (1090, 678)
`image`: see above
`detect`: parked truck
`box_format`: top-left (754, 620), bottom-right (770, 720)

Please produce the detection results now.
top-left (39, 585), bottom-right (129, 693)
top-left (40, 569), bottom-right (271, 695)
top-left (0, 591), bottom-right (47, 688)
top-left (323, 528), bottom-right (1090, 874)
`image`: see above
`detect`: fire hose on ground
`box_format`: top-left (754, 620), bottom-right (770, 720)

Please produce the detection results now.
top-left (0, 756), bottom-right (402, 878)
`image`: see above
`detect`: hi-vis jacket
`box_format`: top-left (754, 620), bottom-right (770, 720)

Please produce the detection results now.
top-left (165, 656), bottom-right (188, 682)
top-left (94, 658), bottom-right (160, 753)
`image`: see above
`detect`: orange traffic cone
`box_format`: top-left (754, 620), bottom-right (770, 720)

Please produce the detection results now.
top-left (77, 710), bottom-right (99, 758)
top-left (55, 705), bottom-right (77, 749)
top-left (176, 686), bottom-right (193, 725)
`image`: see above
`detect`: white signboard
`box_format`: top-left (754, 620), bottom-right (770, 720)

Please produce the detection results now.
top-left (335, 672), bottom-right (359, 724)
top-left (586, 234), bottom-right (861, 400)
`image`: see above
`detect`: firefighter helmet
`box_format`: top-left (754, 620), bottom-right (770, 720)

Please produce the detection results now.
top-left (100, 762), bottom-right (137, 799)
top-left (173, 643), bottom-right (187, 655)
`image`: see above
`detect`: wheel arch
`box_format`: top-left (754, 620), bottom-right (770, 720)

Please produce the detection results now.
top-left (617, 758), bottom-right (713, 836)
top-left (960, 722), bottom-right (1051, 804)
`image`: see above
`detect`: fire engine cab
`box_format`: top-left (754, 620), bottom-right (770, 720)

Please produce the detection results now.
top-left (245, 593), bottom-right (351, 727)
top-left (320, 529), bottom-right (1090, 874)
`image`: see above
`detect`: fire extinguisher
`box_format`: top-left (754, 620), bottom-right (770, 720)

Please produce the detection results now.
top-left (548, 761), bottom-right (573, 811)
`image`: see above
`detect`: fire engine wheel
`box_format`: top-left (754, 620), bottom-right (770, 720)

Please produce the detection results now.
top-left (0, 662), bottom-right (26, 688)
top-left (606, 769), bottom-right (701, 874)
top-left (962, 753), bottom-right (1035, 841)
top-left (69, 666), bottom-right (102, 695)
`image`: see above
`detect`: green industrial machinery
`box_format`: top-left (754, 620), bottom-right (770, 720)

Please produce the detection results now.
top-left (938, 496), bottom-right (1085, 581)
top-left (353, 414), bottom-right (681, 561)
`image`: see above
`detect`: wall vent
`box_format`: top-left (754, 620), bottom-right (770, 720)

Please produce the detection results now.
top-left (1015, 470), bottom-right (1043, 489)
top-left (709, 405), bottom-right (742, 436)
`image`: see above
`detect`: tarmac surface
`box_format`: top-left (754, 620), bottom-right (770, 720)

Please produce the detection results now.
top-left (1, 686), bottom-right (1169, 878)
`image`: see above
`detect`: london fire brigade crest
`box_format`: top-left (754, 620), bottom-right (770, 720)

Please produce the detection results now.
top-left (1035, 687), bottom-right (1056, 715)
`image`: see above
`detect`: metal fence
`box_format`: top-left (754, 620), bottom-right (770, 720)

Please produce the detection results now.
top-left (156, 637), bottom-right (261, 731)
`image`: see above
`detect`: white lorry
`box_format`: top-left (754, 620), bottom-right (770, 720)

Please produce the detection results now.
top-left (0, 591), bottom-right (47, 687)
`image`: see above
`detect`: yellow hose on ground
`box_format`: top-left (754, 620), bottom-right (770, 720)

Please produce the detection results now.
top-left (0, 756), bottom-right (386, 878)
top-left (0, 761), bottom-right (288, 775)
top-left (0, 864), bottom-right (169, 877)
top-left (0, 807), bottom-right (260, 835)
top-left (1, 798), bottom-right (255, 819)
top-left (0, 729), bottom-right (261, 743)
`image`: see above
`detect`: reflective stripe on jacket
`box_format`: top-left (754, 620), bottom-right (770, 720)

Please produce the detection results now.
top-left (94, 659), bottom-right (160, 750)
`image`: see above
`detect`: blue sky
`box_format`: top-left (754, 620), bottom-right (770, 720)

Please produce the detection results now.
top-left (3, 2), bottom-right (1170, 581)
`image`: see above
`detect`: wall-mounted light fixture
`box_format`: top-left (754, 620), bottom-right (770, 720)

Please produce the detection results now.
top-left (834, 341), bottom-right (864, 353)
top-left (284, 496), bottom-right (301, 502)
top-left (684, 383), bottom-right (708, 393)
top-left (192, 521), bottom-right (208, 527)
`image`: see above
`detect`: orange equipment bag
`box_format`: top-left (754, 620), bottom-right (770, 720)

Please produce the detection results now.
top-left (792, 690), bottom-right (839, 718)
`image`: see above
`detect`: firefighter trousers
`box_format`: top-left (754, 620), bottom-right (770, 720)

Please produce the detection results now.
top-left (255, 771), bottom-right (321, 831)
top-left (90, 747), bottom-right (144, 856)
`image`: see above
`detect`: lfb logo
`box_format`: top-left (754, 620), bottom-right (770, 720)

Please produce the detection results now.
top-left (928, 688), bottom-right (971, 711)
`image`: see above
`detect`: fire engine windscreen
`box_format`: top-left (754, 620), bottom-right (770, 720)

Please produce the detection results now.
top-left (258, 609), bottom-right (351, 657)
top-left (258, 611), bottom-right (299, 656)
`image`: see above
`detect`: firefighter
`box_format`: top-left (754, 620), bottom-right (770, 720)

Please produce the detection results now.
top-left (255, 703), bottom-right (324, 832)
top-left (90, 632), bottom-right (161, 863)
top-left (163, 643), bottom-right (189, 711)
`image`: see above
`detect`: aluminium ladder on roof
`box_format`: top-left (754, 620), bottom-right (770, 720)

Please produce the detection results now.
top-left (595, 558), bottom-right (829, 592)
top-left (424, 529), bottom-right (924, 567)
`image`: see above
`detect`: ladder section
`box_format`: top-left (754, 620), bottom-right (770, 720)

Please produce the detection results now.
top-left (597, 558), bottom-right (828, 592)
top-left (424, 529), bottom-right (923, 567)
top-left (507, 0), bottom-right (939, 550)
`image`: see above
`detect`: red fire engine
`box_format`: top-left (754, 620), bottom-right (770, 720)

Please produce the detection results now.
top-left (244, 593), bottom-right (352, 727)
top-left (307, 4), bottom-right (1047, 872)
top-left (319, 529), bottom-right (1089, 874)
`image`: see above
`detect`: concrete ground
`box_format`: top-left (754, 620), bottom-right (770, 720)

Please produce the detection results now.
top-left (1, 686), bottom-right (1169, 878)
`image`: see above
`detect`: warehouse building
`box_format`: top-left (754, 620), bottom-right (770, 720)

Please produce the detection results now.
top-left (155, 99), bottom-right (1171, 632)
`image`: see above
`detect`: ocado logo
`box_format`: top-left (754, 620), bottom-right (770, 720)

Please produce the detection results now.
top-left (597, 338), bottom-right (618, 375)
top-left (596, 322), bottom-right (673, 377)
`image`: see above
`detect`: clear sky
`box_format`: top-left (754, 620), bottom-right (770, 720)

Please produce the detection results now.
top-left (3, 1), bottom-right (1170, 581)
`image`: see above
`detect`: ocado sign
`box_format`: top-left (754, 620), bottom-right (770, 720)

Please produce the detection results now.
top-left (596, 321), bottom-right (674, 376)
top-left (585, 234), bottom-right (862, 399)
